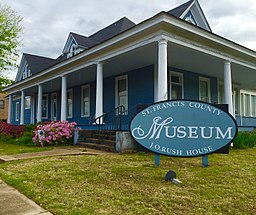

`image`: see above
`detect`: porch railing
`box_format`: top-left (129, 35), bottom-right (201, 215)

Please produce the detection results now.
top-left (94, 104), bottom-right (149, 131)
top-left (94, 105), bottom-right (125, 131)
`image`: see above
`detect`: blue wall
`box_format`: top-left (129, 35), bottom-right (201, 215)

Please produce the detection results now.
top-left (16, 65), bottom-right (223, 127)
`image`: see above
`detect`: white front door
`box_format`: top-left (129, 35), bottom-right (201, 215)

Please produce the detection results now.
top-left (51, 93), bottom-right (57, 121)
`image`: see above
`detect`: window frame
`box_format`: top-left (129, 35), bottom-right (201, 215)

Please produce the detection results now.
top-left (0, 100), bottom-right (4, 109)
top-left (81, 85), bottom-right (90, 118)
top-left (25, 96), bottom-right (31, 109)
top-left (170, 71), bottom-right (184, 100)
top-left (115, 75), bottom-right (128, 110)
top-left (199, 77), bottom-right (211, 103)
top-left (42, 95), bottom-right (48, 119)
top-left (15, 102), bottom-right (20, 121)
top-left (241, 90), bottom-right (256, 117)
top-left (51, 93), bottom-right (57, 121)
top-left (67, 89), bottom-right (73, 118)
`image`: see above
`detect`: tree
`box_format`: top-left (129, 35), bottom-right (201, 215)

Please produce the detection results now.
top-left (0, 75), bottom-right (14, 92)
top-left (0, 3), bottom-right (22, 72)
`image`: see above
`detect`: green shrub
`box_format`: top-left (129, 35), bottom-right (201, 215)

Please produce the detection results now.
top-left (15, 131), bottom-right (35, 146)
top-left (0, 133), bottom-right (14, 144)
top-left (233, 131), bottom-right (256, 149)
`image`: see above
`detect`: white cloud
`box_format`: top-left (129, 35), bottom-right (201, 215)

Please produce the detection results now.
top-left (2, 0), bottom-right (256, 65)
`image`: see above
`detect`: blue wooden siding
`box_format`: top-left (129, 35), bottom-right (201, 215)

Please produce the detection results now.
top-left (129, 65), bottom-right (154, 107)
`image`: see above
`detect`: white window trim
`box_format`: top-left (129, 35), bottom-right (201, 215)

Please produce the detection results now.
top-left (240, 90), bottom-right (256, 117)
top-left (51, 93), bottom-right (57, 121)
top-left (0, 100), bottom-right (4, 109)
top-left (199, 77), bottom-right (211, 103)
top-left (15, 102), bottom-right (20, 121)
top-left (217, 81), bottom-right (224, 104)
top-left (25, 96), bottom-right (31, 109)
top-left (115, 75), bottom-right (128, 110)
top-left (42, 94), bottom-right (48, 119)
top-left (30, 95), bottom-right (35, 124)
top-left (170, 71), bottom-right (184, 99)
top-left (81, 85), bottom-right (90, 117)
top-left (67, 89), bottom-right (73, 118)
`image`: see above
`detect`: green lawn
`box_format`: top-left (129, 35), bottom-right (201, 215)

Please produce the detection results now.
top-left (0, 148), bottom-right (255, 214)
top-left (0, 142), bottom-right (53, 155)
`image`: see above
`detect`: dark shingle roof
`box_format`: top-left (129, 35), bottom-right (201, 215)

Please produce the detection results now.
top-left (24, 53), bottom-right (55, 75)
top-left (89, 17), bottom-right (136, 43)
top-left (168, 0), bottom-right (193, 17)
top-left (70, 32), bottom-right (98, 48)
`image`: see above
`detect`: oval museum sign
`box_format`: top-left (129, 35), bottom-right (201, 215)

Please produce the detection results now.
top-left (130, 100), bottom-right (238, 157)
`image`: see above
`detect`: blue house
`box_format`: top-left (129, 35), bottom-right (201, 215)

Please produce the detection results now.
top-left (4, 0), bottom-right (256, 135)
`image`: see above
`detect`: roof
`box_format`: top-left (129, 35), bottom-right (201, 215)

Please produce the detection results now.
top-left (24, 53), bottom-right (55, 75)
top-left (168, 0), bottom-right (193, 17)
top-left (70, 32), bottom-right (98, 48)
top-left (89, 17), bottom-right (136, 43)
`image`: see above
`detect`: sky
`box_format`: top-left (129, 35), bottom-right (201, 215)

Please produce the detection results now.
top-left (2, 0), bottom-right (256, 78)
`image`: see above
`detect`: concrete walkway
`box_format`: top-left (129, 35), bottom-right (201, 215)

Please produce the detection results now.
top-left (0, 146), bottom-right (113, 215)
top-left (0, 146), bottom-right (113, 163)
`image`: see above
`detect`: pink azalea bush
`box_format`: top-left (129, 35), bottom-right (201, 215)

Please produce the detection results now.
top-left (32, 121), bottom-right (78, 146)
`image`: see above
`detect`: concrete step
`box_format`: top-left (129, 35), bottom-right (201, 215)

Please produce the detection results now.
top-left (86, 138), bottom-right (116, 147)
top-left (78, 142), bottom-right (116, 152)
top-left (91, 134), bottom-right (116, 141)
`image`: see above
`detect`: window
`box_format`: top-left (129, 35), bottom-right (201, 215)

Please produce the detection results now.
top-left (15, 102), bottom-right (20, 121)
top-left (252, 95), bottom-right (256, 116)
top-left (0, 100), bottom-right (4, 109)
top-left (241, 92), bottom-right (256, 117)
top-left (116, 75), bottom-right (128, 110)
top-left (170, 72), bottom-right (183, 99)
top-left (25, 96), bottom-right (31, 109)
top-left (218, 82), bottom-right (224, 104)
top-left (67, 89), bottom-right (73, 118)
top-left (22, 65), bottom-right (31, 80)
top-left (199, 77), bottom-right (211, 102)
top-left (81, 85), bottom-right (90, 117)
top-left (244, 94), bottom-right (251, 116)
top-left (42, 95), bottom-right (48, 119)
top-left (51, 93), bottom-right (57, 121)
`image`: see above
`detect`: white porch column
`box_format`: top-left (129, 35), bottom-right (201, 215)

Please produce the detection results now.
top-left (61, 75), bottom-right (67, 121)
top-left (95, 62), bottom-right (103, 120)
top-left (20, 91), bottom-right (25, 125)
top-left (157, 39), bottom-right (168, 102)
top-left (224, 60), bottom-right (234, 116)
top-left (7, 94), bottom-right (12, 124)
top-left (37, 84), bottom-right (43, 123)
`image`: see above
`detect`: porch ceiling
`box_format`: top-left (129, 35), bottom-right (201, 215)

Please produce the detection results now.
top-left (23, 39), bottom-right (256, 95)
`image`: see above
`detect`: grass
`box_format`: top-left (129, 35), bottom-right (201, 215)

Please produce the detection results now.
top-left (0, 142), bottom-right (53, 155)
top-left (0, 148), bottom-right (255, 214)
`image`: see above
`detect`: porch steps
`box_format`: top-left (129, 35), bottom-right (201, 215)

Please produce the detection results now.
top-left (78, 130), bottom-right (116, 152)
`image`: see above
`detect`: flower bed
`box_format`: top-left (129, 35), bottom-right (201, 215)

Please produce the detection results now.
top-left (32, 121), bottom-right (78, 146)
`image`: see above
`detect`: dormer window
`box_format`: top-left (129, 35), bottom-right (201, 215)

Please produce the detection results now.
top-left (67, 43), bottom-right (76, 58)
top-left (185, 14), bottom-right (196, 25)
top-left (22, 65), bottom-right (31, 80)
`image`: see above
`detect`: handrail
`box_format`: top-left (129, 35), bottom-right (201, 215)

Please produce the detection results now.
top-left (94, 104), bottom-right (149, 131)
top-left (94, 105), bottom-right (125, 130)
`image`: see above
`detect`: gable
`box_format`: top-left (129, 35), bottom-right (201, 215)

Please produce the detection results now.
top-left (62, 17), bottom-right (136, 59)
top-left (15, 54), bottom-right (55, 82)
top-left (62, 34), bottom-right (79, 55)
top-left (168, 0), bottom-right (211, 32)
